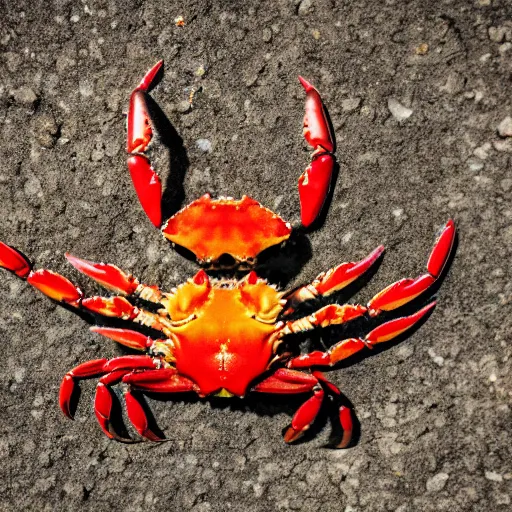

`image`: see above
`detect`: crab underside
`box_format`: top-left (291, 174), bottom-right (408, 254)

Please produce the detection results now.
top-left (0, 61), bottom-right (456, 447)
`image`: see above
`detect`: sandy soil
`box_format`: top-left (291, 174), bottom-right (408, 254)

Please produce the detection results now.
top-left (1, 0), bottom-right (511, 510)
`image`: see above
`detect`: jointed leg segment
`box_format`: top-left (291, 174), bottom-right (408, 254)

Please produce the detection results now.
top-left (287, 301), bottom-right (436, 369)
top-left (253, 368), bottom-right (353, 447)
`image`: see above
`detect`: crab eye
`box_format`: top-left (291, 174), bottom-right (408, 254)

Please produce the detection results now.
top-left (239, 276), bottom-right (284, 324)
top-left (164, 271), bottom-right (211, 322)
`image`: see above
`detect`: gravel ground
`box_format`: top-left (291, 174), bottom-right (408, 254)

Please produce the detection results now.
top-left (1, 1), bottom-right (511, 511)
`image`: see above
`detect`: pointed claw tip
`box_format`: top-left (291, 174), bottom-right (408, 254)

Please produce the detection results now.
top-left (423, 300), bottom-right (437, 312)
top-left (298, 75), bottom-right (315, 92)
top-left (284, 426), bottom-right (304, 444)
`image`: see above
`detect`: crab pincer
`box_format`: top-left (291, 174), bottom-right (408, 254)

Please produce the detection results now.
top-left (298, 77), bottom-right (335, 228)
top-left (127, 60), bottom-right (164, 228)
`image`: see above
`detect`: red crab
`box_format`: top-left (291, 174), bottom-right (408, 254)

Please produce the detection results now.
top-left (0, 61), bottom-right (455, 447)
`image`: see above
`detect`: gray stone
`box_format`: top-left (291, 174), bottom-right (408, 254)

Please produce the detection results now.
top-left (196, 138), bottom-right (212, 152)
top-left (297, 0), bottom-right (314, 16)
top-left (342, 97), bottom-right (362, 112)
top-left (177, 100), bottom-right (192, 113)
top-left (10, 86), bottom-right (38, 107)
top-left (388, 98), bottom-right (413, 121)
top-left (497, 116), bottom-right (512, 137)
top-left (426, 473), bottom-right (449, 492)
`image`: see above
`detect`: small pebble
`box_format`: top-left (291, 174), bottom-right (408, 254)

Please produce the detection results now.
top-left (499, 42), bottom-right (512, 54)
top-left (360, 105), bottom-right (375, 119)
top-left (298, 0), bottom-right (314, 16)
top-left (415, 43), bottom-right (429, 55)
top-left (467, 158), bottom-right (484, 171)
top-left (11, 86), bottom-right (38, 107)
top-left (14, 368), bottom-right (26, 383)
top-left (196, 139), bottom-right (212, 153)
top-left (439, 72), bottom-right (464, 95)
top-left (342, 98), bottom-right (361, 112)
top-left (32, 113), bottom-right (59, 148)
top-left (488, 26), bottom-right (509, 43)
top-left (500, 178), bottom-right (512, 192)
top-left (473, 142), bottom-right (491, 160)
top-left (485, 471), bottom-right (503, 482)
top-left (388, 98), bottom-right (413, 121)
top-left (426, 472), bottom-right (449, 492)
top-left (497, 116), bottom-right (512, 137)
top-left (262, 28), bottom-right (272, 42)
top-left (177, 100), bottom-right (191, 113)
top-left (493, 139), bottom-right (512, 153)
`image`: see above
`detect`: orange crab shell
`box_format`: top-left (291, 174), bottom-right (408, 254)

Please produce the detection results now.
top-left (162, 273), bottom-right (286, 397)
top-left (161, 195), bottom-right (292, 263)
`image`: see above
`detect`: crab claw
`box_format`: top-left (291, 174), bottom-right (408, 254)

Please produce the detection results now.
top-left (125, 391), bottom-right (164, 441)
top-left (27, 269), bottom-right (83, 305)
top-left (127, 61), bottom-right (164, 228)
top-left (298, 76), bottom-right (334, 153)
top-left (298, 77), bottom-right (335, 228)
top-left (298, 153), bottom-right (335, 228)
top-left (82, 296), bottom-right (137, 319)
top-left (65, 253), bottom-right (139, 295)
top-left (0, 242), bottom-right (32, 278)
top-left (127, 155), bottom-right (162, 228)
top-left (127, 60), bottom-right (163, 153)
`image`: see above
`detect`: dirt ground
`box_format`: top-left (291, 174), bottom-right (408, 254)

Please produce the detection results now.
top-left (1, 0), bottom-right (511, 510)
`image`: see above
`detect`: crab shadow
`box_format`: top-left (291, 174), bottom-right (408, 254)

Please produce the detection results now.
top-left (144, 94), bottom-right (189, 221)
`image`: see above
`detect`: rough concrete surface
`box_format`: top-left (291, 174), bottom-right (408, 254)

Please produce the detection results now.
top-left (1, 0), bottom-right (511, 511)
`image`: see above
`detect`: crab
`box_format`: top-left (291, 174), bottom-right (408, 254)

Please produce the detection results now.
top-left (0, 61), bottom-right (456, 448)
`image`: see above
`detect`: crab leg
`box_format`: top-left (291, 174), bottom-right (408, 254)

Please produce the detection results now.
top-left (1, 245), bottom-right (172, 335)
top-left (367, 220), bottom-right (455, 316)
top-left (95, 369), bottom-right (134, 440)
top-left (59, 355), bottom-right (158, 419)
top-left (282, 245), bottom-right (385, 314)
top-left (280, 303), bottom-right (367, 337)
top-left (253, 369), bottom-right (324, 443)
top-left (122, 370), bottom-right (196, 441)
top-left (65, 253), bottom-right (164, 304)
top-left (287, 301), bottom-right (436, 369)
top-left (312, 371), bottom-right (353, 448)
top-left (253, 368), bottom-right (352, 447)
top-left (0, 242), bottom-right (83, 305)
top-left (127, 60), bottom-right (164, 227)
top-left (298, 77), bottom-right (335, 227)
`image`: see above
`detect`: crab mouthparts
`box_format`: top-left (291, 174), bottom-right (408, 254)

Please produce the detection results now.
top-left (215, 388), bottom-right (235, 398)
